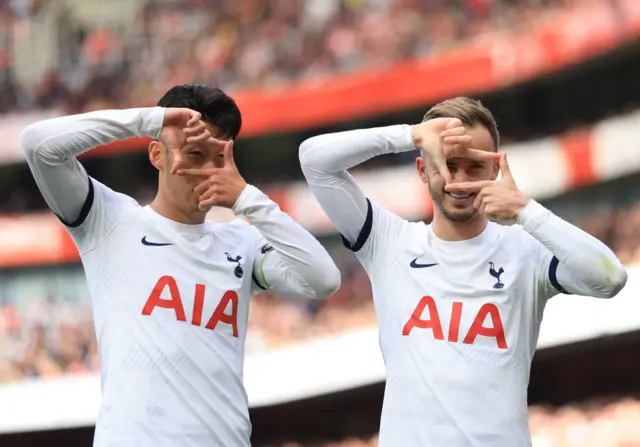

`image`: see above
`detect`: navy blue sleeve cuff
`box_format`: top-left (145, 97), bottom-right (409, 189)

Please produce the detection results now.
top-left (57, 177), bottom-right (95, 228)
top-left (252, 272), bottom-right (268, 291)
top-left (341, 199), bottom-right (373, 253)
top-left (548, 256), bottom-right (571, 294)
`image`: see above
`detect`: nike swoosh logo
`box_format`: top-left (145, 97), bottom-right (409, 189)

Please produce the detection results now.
top-left (410, 258), bottom-right (438, 268)
top-left (141, 236), bottom-right (173, 247)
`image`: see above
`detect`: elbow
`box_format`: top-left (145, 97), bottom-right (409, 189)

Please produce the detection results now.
top-left (602, 265), bottom-right (628, 299)
top-left (591, 263), bottom-right (628, 299)
top-left (20, 123), bottom-right (47, 159)
top-left (311, 264), bottom-right (342, 300)
top-left (298, 136), bottom-right (325, 176)
top-left (298, 137), bottom-right (317, 165)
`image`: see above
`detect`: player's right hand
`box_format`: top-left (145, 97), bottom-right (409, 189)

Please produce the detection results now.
top-left (411, 118), bottom-right (499, 184)
top-left (160, 108), bottom-right (213, 174)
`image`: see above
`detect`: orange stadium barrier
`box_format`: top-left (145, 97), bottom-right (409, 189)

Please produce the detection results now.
top-left (2, 107), bottom-right (640, 268)
top-left (0, 0), bottom-right (639, 163)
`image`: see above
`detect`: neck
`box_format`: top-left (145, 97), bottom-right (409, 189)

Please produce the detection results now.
top-left (430, 211), bottom-right (488, 241)
top-left (150, 194), bottom-right (206, 225)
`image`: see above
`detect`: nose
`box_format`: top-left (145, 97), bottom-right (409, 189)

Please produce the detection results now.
top-left (451, 169), bottom-right (470, 183)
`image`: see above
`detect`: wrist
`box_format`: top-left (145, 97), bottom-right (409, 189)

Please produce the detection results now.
top-left (232, 184), bottom-right (263, 215)
top-left (516, 199), bottom-right (547, 228)
top-left (513, 195), bottom-right (530, 219)
top-left (410, 125), bottom-right (423, 150)
top-left (143, 107), bottom-right (165, 139)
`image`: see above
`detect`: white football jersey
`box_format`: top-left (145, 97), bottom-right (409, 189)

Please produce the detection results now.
top-left (345, 200), bottom-right (565, 447)
top-left (70, 179), bottom-right (272, 447)
top-left (300, 123), bottom-right (625, 447)
top-left (22, 106), bottom-right (341, 447)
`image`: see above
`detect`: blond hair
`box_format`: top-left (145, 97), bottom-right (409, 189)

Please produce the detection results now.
top-left (423, 97), bottom-right (499, 151)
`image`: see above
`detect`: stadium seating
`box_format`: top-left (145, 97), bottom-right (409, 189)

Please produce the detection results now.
top-left (6, 0), bottom-right (586, 115)
top-left (1, 1), bottom-right (639, 445)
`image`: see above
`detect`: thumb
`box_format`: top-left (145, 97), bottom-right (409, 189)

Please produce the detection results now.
top-left (170, 147), bottom-right (185, 175)
top-left (186, 109), bottom-right (201, 127)
top-left (445, 118), bottom-right (462, 130)
top-left (432, 157), bottom-right (452, 184)
top-left (499, 152), bottom-right (513, 181)
top-left (223, 141), bottom-right (236, 168)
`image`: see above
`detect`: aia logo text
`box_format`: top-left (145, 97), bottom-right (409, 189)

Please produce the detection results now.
top-left (403, 296), bottom-right (507, 349)
top-left (142, 275), bottom-right (239, 337)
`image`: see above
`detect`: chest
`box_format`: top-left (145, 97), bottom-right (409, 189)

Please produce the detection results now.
top-left (372, 244), bottom-right (535, 351)
top-left (95, 220), bottom-right (256, 336)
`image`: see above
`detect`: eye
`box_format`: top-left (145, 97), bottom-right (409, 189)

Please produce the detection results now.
top-left (189, 151), bottom-right (203, 158)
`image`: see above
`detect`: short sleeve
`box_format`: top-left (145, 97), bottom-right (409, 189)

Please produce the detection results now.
top-left (64, 177), bottom-right (139, 253)
top-left (340, 199), bottom-right (407, 269)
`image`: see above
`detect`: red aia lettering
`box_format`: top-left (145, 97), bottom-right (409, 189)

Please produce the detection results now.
top-left (142, 275), bottom-right (239, 337)
top-left (403, 296), bottom-right (507, 349)
top-left (204, 291), bottom-right (239, 337)
top-left (402, 296), bottom-right (443, 339)
top-left (462, 303), bottom-right (507, 349)
top-left (141, 276), bottom-right (186, 321)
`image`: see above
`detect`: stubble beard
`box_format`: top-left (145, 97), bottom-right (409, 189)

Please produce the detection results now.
top-left (429, 185), bottom-right (478, 223)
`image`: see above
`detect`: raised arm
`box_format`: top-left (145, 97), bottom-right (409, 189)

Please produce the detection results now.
top-left (298, 125), bottom-right (415, 245)
top-left (448, 152), bottom-right (627, 299)
top-left (20, 108), bottom-right (165, 225)
top-left (520, 200), bottom-right (628, 299)
top-left (177, 141), bottom-right (341, 300)
top-left (233, 186), bottom-right (341, 300)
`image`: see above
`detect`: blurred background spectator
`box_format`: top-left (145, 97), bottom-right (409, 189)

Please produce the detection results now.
top-left (1, 0), bottom-right (640, 446)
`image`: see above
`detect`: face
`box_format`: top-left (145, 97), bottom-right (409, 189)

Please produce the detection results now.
top-left (149, 123), bottom-right (229, 217)
top-left (416, 124), bottom-right (498, 223)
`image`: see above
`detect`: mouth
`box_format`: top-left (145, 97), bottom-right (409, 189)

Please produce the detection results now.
top-left (446, 191), bottom-right (474, 200)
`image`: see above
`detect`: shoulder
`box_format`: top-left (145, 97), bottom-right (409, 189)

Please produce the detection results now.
top-left (205, 217), bottom-right (262, 243)
top-left (490, 222), bottom-right (541, 257)
top-left (91, 178), bottom-right (140, 211)
top-left (65, 178), bottom-right (141, 249)
top-left (346, 200), bottom-right (422, 259)
top-left (369, 201), bottom-right (424, 238)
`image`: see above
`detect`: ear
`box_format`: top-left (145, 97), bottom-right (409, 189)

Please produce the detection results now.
top-left (416, 156), bottom-right (429, 185)
top-left (149, 140), bottom-right (163, 171)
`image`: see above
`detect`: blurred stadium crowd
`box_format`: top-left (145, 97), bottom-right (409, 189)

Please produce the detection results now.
top-left (0, 0), bottom-right (638, 445)
top-left (3, 0), bottom-right (585, 114)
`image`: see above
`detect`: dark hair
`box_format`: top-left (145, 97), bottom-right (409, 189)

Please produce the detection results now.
top-left (157, 85), bottom-right (242, 140)
top-left (423, 97), bottom-right (499, 151)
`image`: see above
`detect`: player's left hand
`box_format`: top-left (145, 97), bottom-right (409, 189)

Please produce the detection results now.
top-left (444, 153), bottom-right (530, 224)
top-left (176, 141), bottom-right (247, 210)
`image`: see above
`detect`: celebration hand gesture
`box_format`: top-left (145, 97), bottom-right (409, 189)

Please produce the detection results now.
top-left (176, 141), bottom-right (247, 210)
top-left (444, 153), bottom-right (530, 225)
top-left (160, 109), bottom-right (219, 174)
top-left (411, 118), bottom-right (500, 184)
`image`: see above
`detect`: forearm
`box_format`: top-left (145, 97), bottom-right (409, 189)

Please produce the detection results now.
top-left (299, 125), bottom-right (415, 242)
top-left (21, 108), bottom-right (164, 222)
top-left (234, 185), bottom-right (341, 299)
top-left (21, 108), bottom-right (164, 160)
top-left (519, 201), bottom-right (627, 298)
top-left (299, 125), bottom-right (415, 173)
